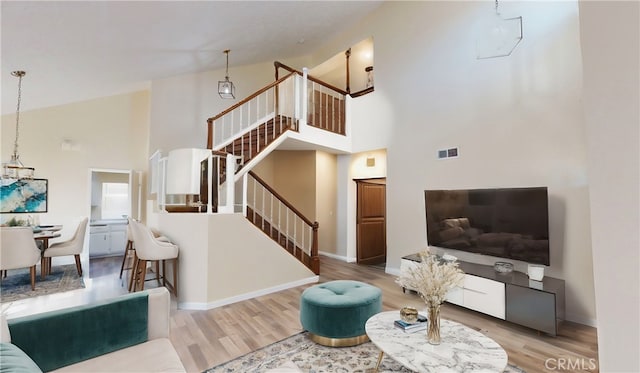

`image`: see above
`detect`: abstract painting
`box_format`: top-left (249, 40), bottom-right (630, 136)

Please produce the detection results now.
top-left (0, 178), bottom-right (48, 213)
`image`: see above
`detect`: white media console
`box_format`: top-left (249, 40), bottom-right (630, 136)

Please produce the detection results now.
top-left (400, 254), bottom-right (565, 336)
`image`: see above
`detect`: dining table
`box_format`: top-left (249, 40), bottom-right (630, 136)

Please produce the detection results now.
top-left (33, 225), bottom-right (63, 279)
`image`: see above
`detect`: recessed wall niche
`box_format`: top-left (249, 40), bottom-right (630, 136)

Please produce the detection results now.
top-left (310, 37), bottom-right (374, 96)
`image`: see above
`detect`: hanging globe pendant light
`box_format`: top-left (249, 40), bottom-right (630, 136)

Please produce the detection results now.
top-left (218, 50), bottom-right (236, 99)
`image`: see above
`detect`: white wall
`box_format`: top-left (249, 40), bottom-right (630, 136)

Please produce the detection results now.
top-left (1, 91), bottom-right (150, 270)
top-left (580, 1), bottom-right (639, 371)
top-left (347, 90), bottom-right (394, 153)
top-left (315, 151), bottom-right (337, 254)
top-left (155, 212), bottom-right (316, 309)
top-left (310, 36), bottom-right (374, 94)
top-left (318, 1), bottom-right (596, 325)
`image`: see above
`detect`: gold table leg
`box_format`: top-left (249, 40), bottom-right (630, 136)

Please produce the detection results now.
top-left (375, 350), bottom-right (384, 372)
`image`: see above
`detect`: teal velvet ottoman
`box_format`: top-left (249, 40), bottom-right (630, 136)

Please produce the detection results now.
top-left (300, 280), bottom-right (382, 347)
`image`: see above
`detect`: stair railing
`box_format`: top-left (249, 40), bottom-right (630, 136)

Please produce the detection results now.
top-left (243, 171), bottom-right (319, 274)
top-left (207, 72), bottom-right (299, 151)
top-left (275, 61), bottom-right (347, 136)
top-left (202, 151), bottom-right (239, 214)
top-left (207, 62), bottom-right (349, 173)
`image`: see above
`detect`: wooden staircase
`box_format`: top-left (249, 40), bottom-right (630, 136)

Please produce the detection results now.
top-left (201, 63), bottom-right (351, 276)
top-left (222, 115), bottom-right (297, 168)
top-left (214, 115), bottom-right (297, 186)
top-left (246, 206), bottom-right (319, 274)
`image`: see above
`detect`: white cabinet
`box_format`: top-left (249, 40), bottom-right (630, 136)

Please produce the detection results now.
top-left (401, 255), bottom-right (564, 335)
top-left (89, 223), bottom-right (128, 258)
top-left (444, 274), bottom-right (505, 319)
top-left (401, 256), bottom-right (506, 320)
top-left (399, 257), bottom-right (419, 291)
top-left (461, 275), bottom-right (506, 319)
top-left (89, 226), bottom-right (110, 257)
top-left (445, 285), bottom-right (464, 306)
top-left (109, 224), bottom-right (127, 254)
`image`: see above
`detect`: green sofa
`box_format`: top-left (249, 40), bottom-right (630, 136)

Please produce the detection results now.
top-left (0, 287), bottom-right (185, 372)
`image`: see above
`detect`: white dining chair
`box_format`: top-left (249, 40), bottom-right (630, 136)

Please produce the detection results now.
top-left (42, 217), bottom-right (88, 278)
top-left (0, 227), bottom-right (42, 290)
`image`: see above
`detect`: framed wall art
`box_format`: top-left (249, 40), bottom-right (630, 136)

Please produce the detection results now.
top-left (0, 178), bottom-right (48, 213)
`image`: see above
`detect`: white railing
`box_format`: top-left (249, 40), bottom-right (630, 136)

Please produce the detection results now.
top-left (204, 152), bottom-right (239, 214)
top-left (243, 172), bottom-right (316, 259)
top-left (155, 150), bottom-right (239, 214)
top-left (209, 72), bottom-right (300, 151)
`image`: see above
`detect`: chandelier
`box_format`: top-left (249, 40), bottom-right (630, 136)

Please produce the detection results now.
top-left (218, 50), bottom-right (236, 99)
top-left (2, 71), bottom-right (35, 179)
top-left (476, 0), bottom-right (523, 59)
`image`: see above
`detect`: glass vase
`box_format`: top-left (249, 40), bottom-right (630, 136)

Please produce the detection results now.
top-left (427, 303), bottom-right (441, 345)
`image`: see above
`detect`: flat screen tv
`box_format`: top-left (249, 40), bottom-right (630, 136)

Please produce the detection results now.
top-left (425, 187), bottom-right (549, 266)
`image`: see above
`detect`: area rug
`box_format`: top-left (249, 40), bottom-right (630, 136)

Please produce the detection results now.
top-left (1, 264), bottom-right (85, 303)
top-left (206, 331), bottom-right (526, 373)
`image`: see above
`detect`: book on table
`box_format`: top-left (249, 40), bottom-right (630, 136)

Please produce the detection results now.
top-left (394, 314), bottom-right (428, 333)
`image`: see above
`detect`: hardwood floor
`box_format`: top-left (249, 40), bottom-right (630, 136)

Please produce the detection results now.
top-left (2, 255), bottom-right (599, 373)
top-left (170, 256), bottom-right (599, 373)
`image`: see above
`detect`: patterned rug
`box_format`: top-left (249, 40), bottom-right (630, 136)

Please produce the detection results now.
top-left (1, 264), bottom-right (85, 303)
top-left (206, 331), bottom-right (526, 373)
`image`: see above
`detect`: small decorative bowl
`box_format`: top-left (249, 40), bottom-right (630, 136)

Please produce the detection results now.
top-left (494, 261), bottom-right (514, 273)
top-left (400, 306), bottom-right (419, 323)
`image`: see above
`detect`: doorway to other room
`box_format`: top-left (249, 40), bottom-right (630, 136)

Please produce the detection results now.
top-left (88, 169), bottom-right (138, 280)
top-left (355, 178), bottom-right (386, 268)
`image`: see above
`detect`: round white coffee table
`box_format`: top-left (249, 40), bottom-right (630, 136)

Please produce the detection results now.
top-left (365, 311), bottom-right (508, 372)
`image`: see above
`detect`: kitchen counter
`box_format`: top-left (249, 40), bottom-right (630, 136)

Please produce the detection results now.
top-left (90, 219), bottom-right (128, 226)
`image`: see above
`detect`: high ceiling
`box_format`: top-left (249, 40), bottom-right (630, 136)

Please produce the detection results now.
top-left (1, 1), bottom-right (382, 115)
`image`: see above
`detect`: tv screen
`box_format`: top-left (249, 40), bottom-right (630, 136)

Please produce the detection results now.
top-left (425, 187), bottom-right (549, 266)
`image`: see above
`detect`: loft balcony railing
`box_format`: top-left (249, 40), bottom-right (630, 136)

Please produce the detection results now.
top-left (274, 61), bottom-right (347, 136)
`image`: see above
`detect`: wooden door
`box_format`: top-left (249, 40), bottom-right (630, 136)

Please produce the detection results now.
top-left (356, 179), bottom-right (386, 265)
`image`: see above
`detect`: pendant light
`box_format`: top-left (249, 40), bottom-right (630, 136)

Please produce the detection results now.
top-left (218, 50), bottom-right (236, 99)
top-left (476, 0), bottom-right (523, 59)
top-left (2, 71), bottom-right (35, 179)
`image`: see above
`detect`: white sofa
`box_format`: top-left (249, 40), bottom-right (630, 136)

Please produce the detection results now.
top-left (1, 287), bottom-right (185, 372)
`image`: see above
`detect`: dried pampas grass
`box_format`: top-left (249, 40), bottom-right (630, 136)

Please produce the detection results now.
top-left (396, 249), bottom-right (465, 307)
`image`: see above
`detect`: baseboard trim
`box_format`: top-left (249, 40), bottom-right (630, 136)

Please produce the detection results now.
top-left (319, 251), bottom-right (356, 263)
top-left (565, 313), bottom-right (597, 327)
top-left (178, 275), bottom-right (319, 310)
top-left (385, 266), bottom-right (400, 276)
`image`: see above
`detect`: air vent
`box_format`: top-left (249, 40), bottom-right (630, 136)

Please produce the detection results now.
top-left (437, 147), bottom-right (459, 159)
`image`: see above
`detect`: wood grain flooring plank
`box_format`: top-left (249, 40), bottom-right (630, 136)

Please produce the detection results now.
top-left (155, 255), bottom-right (600, 372)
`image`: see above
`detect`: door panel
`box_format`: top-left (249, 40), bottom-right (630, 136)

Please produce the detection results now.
top-left (356, 180), bottom-right (386, 265)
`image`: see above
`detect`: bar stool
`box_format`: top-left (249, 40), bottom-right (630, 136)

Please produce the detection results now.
top-left (118, 223), bottom-right (135, 279)
top-left (128, 219), bottom-right (179, 296)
